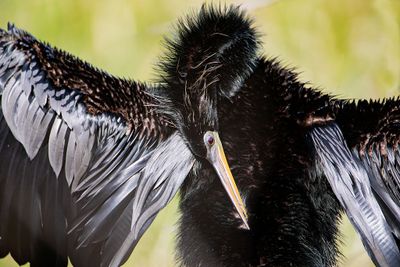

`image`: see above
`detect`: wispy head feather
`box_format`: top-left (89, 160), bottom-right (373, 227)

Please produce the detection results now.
top-left (158, 4), bottom-right (260, 100)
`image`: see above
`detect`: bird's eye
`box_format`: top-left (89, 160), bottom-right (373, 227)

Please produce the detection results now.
top-left (207, 135), bottom-right (215, 145)
top-left (204, 132), bottom-right (215, 146)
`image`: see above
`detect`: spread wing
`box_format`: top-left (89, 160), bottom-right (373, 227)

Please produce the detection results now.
top-left (0, 24), bottom-right (194, 267)
top-left (308, 98), bottom-right (400, 267)
top-left (336, 99), bottom-right (400, 240)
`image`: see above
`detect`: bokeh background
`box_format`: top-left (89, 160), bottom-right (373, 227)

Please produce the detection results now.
top-left (0, 0), bottom-right (399, 266)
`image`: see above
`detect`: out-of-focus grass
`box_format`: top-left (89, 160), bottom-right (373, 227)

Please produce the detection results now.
top-left (0, 0), bottom-right (398, 266)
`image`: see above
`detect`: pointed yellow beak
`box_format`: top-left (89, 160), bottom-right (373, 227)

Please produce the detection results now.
top-left (206, 132), bottom-right (249, 230)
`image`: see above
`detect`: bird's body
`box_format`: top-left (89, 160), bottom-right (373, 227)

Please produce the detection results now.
top-left (0, 5), bottom-right (400, 267)
top-left (178, 56), bottom-right (400, 266)
top-left (177, 58), bottom-right (343, 267)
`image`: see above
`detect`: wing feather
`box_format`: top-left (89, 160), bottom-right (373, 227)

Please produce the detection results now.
top-left (0, 24), bottom-right (192, 267)
top-left (309, 123), bottom-right (400, 267)
top-left (335, 98), bottom-right (400, 244)
top-left (48, 117), bottom-right (68, 177)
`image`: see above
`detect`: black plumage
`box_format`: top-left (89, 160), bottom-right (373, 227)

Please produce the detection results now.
top-left (0, 5), bottom-right (400, 267)
top-left (177, 56), bottom-right (344, 267)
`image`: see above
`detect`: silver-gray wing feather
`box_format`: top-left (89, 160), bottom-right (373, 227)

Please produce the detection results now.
top-left (0, 24), bottom-right (194, 267)
top-left (309, 124), bottom-right (400, 267)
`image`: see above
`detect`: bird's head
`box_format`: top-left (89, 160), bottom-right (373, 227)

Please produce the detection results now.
top-left (159, 5), bottom-right (258, 229)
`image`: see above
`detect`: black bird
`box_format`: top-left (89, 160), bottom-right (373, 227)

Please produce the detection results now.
top-left (0, 5), bottom-right (399, 267)
top-left (0, 6), bottom-right (250, 267)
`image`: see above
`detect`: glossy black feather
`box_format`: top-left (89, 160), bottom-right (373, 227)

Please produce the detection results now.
top-left (0, 107), bottom-right (70, 267)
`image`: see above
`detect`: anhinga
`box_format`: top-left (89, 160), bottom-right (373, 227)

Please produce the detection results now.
top-left (0, 5), bottom-right (399, 267)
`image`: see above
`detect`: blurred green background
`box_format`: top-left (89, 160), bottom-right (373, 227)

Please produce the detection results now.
top-left (0, 0), bottom-right (399, 266)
